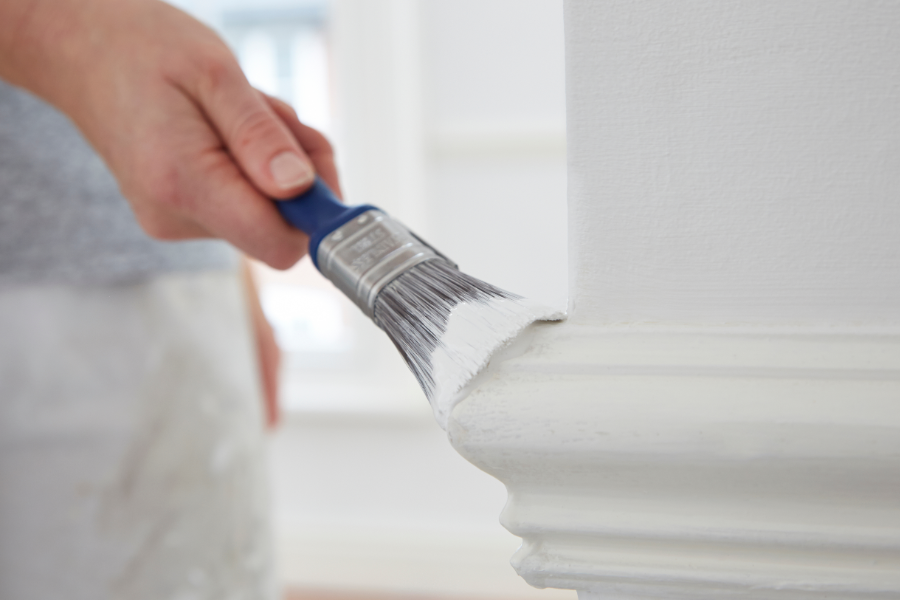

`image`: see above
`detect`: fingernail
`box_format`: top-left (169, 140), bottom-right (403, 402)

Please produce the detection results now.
top-left (270, 152), bottom-right (314, 190)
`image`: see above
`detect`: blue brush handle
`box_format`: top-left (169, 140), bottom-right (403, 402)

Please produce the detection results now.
top-left (275, 177), bottom-right (377, 269)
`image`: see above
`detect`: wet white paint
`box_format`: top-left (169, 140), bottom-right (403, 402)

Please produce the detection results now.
top-left (428, 297), bottom-right (563, 429)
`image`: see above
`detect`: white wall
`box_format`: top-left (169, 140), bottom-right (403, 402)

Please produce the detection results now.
top-left (423, 0), bottom-right (567, 310)
top-left (566, 1), bottom-right (900, 327)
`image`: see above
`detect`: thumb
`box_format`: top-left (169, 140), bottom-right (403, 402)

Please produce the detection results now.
top-left (189, 56), bottom-right (316, 198)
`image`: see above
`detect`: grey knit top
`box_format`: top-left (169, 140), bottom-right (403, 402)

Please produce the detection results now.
top-left (0, 80), bottom-right (235, 286)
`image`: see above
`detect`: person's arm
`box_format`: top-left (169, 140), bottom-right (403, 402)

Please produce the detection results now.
top-left (0, 0), bottom-right (341, 268)
top-left (241, 258), bottom-right (281, 429)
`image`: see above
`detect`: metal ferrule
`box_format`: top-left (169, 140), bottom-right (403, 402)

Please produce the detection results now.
top-left (316, 209), bottom-right (454, 317)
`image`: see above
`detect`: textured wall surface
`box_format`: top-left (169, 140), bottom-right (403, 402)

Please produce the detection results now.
top-left (566, 0), bottom-right (900, 326)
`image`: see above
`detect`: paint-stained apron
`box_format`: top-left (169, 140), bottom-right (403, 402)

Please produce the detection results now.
top-left (0, 269), bottom-right (276, 600)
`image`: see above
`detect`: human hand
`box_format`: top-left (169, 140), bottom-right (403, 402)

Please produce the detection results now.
top-left (0, 0), bottom-right (341, 268)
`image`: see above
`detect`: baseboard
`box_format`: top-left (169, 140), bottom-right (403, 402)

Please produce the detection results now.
top-left (449, 323), bottom-right (900, 598)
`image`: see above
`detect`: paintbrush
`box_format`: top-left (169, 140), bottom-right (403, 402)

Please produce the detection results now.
top-left (276, 178), bottom-right (561, 426)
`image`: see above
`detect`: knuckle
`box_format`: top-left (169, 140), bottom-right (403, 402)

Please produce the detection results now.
top-left (123, 168), bottom-right (195, 235)
top-left (142, 170), bottom-right (189, 213)
top-left (152, 188), bottom-right (188, 214)
top-left (191, 48), bottom-right (239, 94)
top-left (229, 107), bottom-right (282, 154)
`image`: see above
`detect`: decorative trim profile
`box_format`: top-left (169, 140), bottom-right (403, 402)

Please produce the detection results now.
top-left (448, 322), bottom-right (900, 598)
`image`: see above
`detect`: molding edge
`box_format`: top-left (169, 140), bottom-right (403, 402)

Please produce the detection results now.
top-left (448, 323), bottom-right (900, 598)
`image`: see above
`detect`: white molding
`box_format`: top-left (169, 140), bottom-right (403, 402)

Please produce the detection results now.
top-left (448, 322), bottom-right (900, 598)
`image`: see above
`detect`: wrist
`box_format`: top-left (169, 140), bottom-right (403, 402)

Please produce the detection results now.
top-left (0, 0), bottom-right (82, 95)
top-left (0, 0), bottom-right (153, 117)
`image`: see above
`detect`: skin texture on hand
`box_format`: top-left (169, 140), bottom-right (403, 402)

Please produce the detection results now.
top-left (0, 0), bottom-right (342, 268)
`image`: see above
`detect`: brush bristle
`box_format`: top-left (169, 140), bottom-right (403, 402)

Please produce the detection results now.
top-left (373, 259), bottom-right (519, 399)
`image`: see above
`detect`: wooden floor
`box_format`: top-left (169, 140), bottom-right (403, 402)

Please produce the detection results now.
top-left (286, 589), bottom-right (504, 600)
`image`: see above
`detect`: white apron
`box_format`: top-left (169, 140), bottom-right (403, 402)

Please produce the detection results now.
top-left (0, 270), bottom-right (276, 600)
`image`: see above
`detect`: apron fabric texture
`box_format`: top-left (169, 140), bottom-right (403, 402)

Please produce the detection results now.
top-left (0, 82), bottom-right (275, 598)
top-left (0, 272), bottom-right (276, 600)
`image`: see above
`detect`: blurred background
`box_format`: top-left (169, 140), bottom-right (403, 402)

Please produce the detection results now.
top-left (168, 0), bottom-right (568, 597)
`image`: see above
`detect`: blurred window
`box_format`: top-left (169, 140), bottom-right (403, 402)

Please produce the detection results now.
top-left (213, 2), bottom-right (352, 370)
top-left (220, 3), bottom-right (331, 134)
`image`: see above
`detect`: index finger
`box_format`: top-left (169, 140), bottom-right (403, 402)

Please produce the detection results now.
top-left (262, 93), bottom-right (343, 200)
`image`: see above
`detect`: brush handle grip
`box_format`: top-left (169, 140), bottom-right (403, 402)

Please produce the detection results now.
top-left (275, 177), bottom-right (377, 268)
top-left (275, 177), bottom-right (350, 235)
